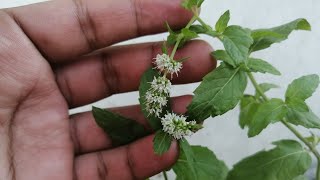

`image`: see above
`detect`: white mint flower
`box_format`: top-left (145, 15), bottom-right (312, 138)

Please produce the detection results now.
top-left (150, 76), bottom-right (171, 94)
top-left (161, 113), bottom-right (197, 139)
top-left (145, 76), bottom-right (171, 117)
top-left (145, 91), bottom-right (167, 117)
top-left (146, 92), bottom-right (167, 106)
top-left (154, 54), bottom-right (183, 78)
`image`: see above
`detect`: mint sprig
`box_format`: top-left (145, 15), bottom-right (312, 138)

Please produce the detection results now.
top-left (91, 1), bottom-right (320, 179)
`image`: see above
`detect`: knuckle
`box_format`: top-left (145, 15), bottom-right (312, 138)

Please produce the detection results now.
top-left (72, 0), bottom-right (98, 51)
top-left (100, 53), bottom-right (120, 95)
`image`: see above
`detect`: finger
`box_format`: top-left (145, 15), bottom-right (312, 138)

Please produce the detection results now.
top-left (5, 0), bottom-right (193, 61)
top-left (74, 135), bottom-right (178, 180)
top-left (70, 95), bottom-right (192, 155)
top-left (55, 40), bottom-right (215, 108)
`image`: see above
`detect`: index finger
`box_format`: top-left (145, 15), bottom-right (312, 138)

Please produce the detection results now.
top-left (5, 0), bottom-right (193, 61)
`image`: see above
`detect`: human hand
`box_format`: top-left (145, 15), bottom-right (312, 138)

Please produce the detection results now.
top-left (0, 0), bottom-right (215, 179)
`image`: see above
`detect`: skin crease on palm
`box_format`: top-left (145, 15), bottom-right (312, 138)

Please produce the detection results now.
top-left (0, 0), bottom-right (216, 179)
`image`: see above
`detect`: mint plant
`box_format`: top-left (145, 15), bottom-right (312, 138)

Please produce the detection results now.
top-left (92, 0), bottom-right (320, 179)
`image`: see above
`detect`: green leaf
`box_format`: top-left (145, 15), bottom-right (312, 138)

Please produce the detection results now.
top-left (211, 50), bottom-right (236, 68)
top-left (248, 98), bottom-right (287, 137)
top-left (250, 30), bottom-right (286, 52)
top-left (189, 146), bottom-right (229, 180)
top-left (92, 107), bottom-right (149, 146)
top-left (250, 18), bottom-right (311, 52)
top-left (182, 0), bottom-right (204, 10)
top-left (187, 63), bottom-right (247, 121)
top-left (206, 30), bottom-right (220, 37)
top-left (189, 25), bottom-right (207, 34)
top-left (255, 83), bottom-right (279, 97)
top-left (189, 25), bottom-right (220, 38)
top-left (173, 139), bottom-right (197, 179)
top-left (285, 74), bottom-right (320, 102)
top-left (153, 130), bottom-right (173, 155)
top-left (180, 28), bottom-right (199, 46)
top-left (287, 108), bottom-right (320, 129)
top-left (247, 58), bottom-right (281, 75)
top-left (173, 140), bottom-right (229, 180)
top-left (239, 95), bottom-right (260, 129)
top-left (182, 28), bottom-right (199, 39)
top-left (215, 10), bottom-right (230, 33)
top-left (139, 68), bottom-right (169, 130)
top-left (286, 99), bottom-right (320, 129)
top-left (222, 26), bottom-right (253, 64)
top-left (286, 98), bottom-right (309, 112)
top-left (227, 140), bottom-right (312, 180)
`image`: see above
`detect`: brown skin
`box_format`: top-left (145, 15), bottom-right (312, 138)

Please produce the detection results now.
top-left (0, 0), bottom-right (216, 179)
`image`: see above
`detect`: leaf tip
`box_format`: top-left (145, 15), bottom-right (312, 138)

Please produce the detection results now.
top-left (297, 18), bottom-right (312, 31)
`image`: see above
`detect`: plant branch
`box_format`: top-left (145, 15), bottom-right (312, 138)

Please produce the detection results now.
top-left (283, 122), bottom-right (320, 160)
top-left (170, 16), bottom-right (197, 60)
top-left (247, 71), bottom-right (320, 180)
top-left (196, 16), bottom-right (210, 30)
top-left (247, 72), bottom-right (269, 101)
top-left (318, 164), bottom-right (320, 180)
top-left (161, 15), bottom-right (198, 180)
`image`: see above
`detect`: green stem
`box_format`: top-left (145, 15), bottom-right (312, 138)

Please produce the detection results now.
top-left (247, 72), bottom-right (269, 101)
top-left (170, 16), bottom-right (197, 60)
top-left (318, 164), bottom-right (320, 180)
top-left (195, 15), bottom-right (221, 39)
top-left (247, 71), bottom-right (320, 180)
top-left (170, 36), bottom-right (182, 60)
top-left (196, 16), bottom-right (209, 29)
top-left (163, 171), bottom-right (168, 180)
top-left (282, 122), bottom-right (320, 159)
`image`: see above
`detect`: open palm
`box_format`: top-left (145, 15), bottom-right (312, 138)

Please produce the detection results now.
top-left (0, 0), bottom-right (215, 179)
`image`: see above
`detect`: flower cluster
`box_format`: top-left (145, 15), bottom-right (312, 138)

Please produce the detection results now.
top-left (161, 113), bottom-right (197, 139)
top-left (145, 53), bottom-right (198, 139)
top-left (154, 54), bottom-right (183, 78)
top-left (145, 76), bottom-right (171, 117)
